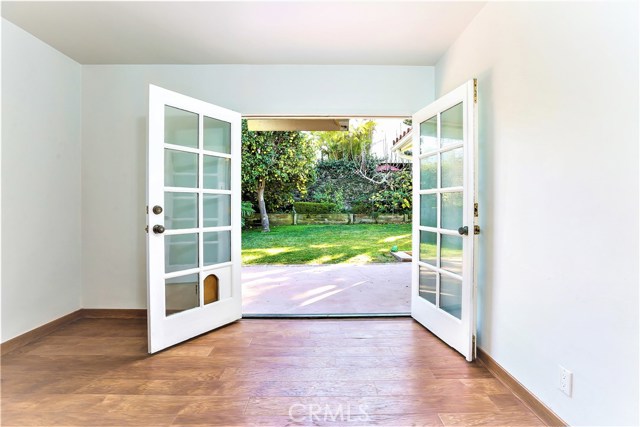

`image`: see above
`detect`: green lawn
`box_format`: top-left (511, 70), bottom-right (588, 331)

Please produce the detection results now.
top-left (242, 224), bottom-right (412, 265)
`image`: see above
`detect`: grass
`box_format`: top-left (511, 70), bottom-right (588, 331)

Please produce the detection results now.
top-left (242, 224), bottom-right (412, 265)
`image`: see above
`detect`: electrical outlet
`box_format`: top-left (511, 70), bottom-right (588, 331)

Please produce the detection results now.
top-left (559, 366), bottom-right (573, 396)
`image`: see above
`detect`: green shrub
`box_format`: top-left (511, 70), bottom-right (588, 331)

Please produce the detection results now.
top-left (351, 200), bottom-right (374, 214)
top-left (240, 201), bottom-right (255, 228)
top-left (293, 202), bottom-right (338, 214)
top-left (369, 169), bottom-right (413, 214)
top-left (305, 158), bottom-right (378, 211)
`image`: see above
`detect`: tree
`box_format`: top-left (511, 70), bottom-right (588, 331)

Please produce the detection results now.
top-left (369, 168), bottom-right (412, 214)
top-left (310, 120), bottom-right (376, 162)
top-left (241, 120), bottom-right (316, 232)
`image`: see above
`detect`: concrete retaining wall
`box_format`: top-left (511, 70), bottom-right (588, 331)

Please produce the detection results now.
top-left (248, 213), bottom-right (409, 226)
top-left (248, 213), bottom-right (293, 226)
top-left (296, 213), bottom-right (351, 225)
top-left (352, 214), bottom-right (409, 224)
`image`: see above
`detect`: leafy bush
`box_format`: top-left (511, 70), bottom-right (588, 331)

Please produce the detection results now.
top-left (305, 158), bottom-right (378, 211)
top-left (302, 157), bottom-right (413, 215)
top-left (293, 202), bottom-right (338, 214)
top-left (369, 168), bottom-right (412, 214)
top-left (240, 201), bottom-right (255, 228)
top-left (351, 199), bottom-right (375, 214)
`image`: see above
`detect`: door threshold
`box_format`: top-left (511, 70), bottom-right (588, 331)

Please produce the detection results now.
top-left (242, 313), bottom-right (411, 319)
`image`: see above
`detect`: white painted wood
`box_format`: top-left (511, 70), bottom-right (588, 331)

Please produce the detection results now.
top-left (411, 79), bottom-right (477, 361)
top-left (418, 143), bottom-right (464, 158)
top-left (147, 84), bottom-right (241, 353)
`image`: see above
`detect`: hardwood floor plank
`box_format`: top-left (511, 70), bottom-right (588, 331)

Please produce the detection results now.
top-left (94, 395), bottom-right (225, 415)
top-left (171, 413), bottom-right (444, 426)
top-left (248, 337), bottom-right (448, 348)
top-left (49, 318), bottom-right (147, 338)
top-left (196, 355), bottom-right (337, 368)
top-left (252, 381), bottom-right (379, 397)
top-left (334, 355), bottom-right (474, 368)
top-left (171, 397), bottom-right (250, 424)
top-left (244, 395), bottom-right (498, 416)
top-left (99, 365), bottom-right (226, 380)
top-left (459, 378), bottom-right (511, 394)
top-left (209, 345), bottom-right (396, 357)
top-left (374, 379), bottom-right (472, 396)
top-left (145, 344), bottom-right (213, 357)
top-left (488, 393), bottom-right (530, 411)
top-left (0, 410), bottom-right (175, 426)
top-left (220, 367), bottom-right (437, 382)
top-left (439, 411), bottom-right (546, 426)
top-left (1, 394), bottom-right (107, 412)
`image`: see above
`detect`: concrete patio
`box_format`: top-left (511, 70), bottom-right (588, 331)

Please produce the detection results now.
top-left (242, 263), bottom-right (411, 315)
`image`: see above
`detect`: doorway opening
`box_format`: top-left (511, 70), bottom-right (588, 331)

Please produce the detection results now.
top-left (239, 116), bottom-right (415, 317)
top-left (148, 81), bottom-right (476, 358)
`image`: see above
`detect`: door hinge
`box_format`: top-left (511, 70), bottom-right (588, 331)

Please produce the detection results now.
top-left (145, 225), bottom-right (149, 233)
top-left (473, 79), bottom-right (478, 104)
top-left (146, 205), bottom-right (149, 214)
top-left (472, 335), bottom-right (477, 359)
top-left (474, 203), bottom-right (478, 217)
top-left (474, 225), bottom-right (481, 235)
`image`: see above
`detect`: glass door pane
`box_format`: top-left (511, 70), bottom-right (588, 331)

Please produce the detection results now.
top-left (165, 150), bottom-right (198, 188)
top-left (165, 192), bottom-right (198, 229)
top-left (204, 116), bottom-right (231, 153)
top-left (161, 101), bottom-right (232, 316)
top-left (165, 106), bottom-right (198, 148)
top-left (440, 103), bottom-right (463, 148)
top-left (416, 100), bottom-right (466, 314)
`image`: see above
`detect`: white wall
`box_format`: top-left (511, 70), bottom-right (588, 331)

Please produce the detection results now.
top-left (81, 65), bottom-right (434, 308)
top-left (1, 19), bottom-right (82, 341)
top-left (435, 2), bottom-right (639, 425)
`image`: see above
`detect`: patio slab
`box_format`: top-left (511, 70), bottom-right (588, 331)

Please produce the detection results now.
top-left (242, 263), bottom-right (411, 315)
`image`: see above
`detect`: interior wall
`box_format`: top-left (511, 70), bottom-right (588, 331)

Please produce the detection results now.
top-left (435, 2), bottom-right (639, 425)
top-left (1, 19), bottom-right (82, 341)
top-left (81, 65), bottom-right (434, 308)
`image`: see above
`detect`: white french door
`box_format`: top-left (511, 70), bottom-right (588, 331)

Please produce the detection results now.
top-left (147, 85), bottom-right (241, 353)
top-left (411, 79), bottom-right (478, 361)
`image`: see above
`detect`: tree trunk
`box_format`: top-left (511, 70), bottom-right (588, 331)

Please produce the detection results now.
top-left (257, 180), bottom-right (270, 233)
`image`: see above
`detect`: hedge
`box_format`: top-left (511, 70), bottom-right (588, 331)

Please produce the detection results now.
top-left (293, 202), bottom-right (338, 214)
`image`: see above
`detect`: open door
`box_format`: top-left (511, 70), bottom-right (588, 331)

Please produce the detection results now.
top-left (411, 79), bottom-right (478, 361)
top-left (147, 85), bottom-right (241, 353)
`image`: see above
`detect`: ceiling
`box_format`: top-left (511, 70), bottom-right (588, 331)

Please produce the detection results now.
top-left (1, 1), bottom-right (485, 65)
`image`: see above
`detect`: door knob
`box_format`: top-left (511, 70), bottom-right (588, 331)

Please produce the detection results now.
top-left (458, 226), bottom-right (468, 235)
top-left (153, 225), bottom-right (165, 234)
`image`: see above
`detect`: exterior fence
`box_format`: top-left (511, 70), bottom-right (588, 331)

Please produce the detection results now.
top-left (247, 213), bottom-right (411, 227)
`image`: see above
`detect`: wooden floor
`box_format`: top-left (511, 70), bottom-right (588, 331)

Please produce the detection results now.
top-left (1, 318), bottom-right (545, 426)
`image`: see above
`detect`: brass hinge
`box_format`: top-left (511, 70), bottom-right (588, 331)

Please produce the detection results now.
top-left (474, 203), bottom-right (478, 217)
top-left (472, 335), bottom-right (477, 359)
top-left (473, 79), bottom-right (478, 103)
top-left (474, 225), bottom-right (481, 235)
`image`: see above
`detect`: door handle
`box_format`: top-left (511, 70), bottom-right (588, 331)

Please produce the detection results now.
top-left (458, 226), bottom-right (468, 235)
top-left (152, 225), bottom-right (165, 234)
